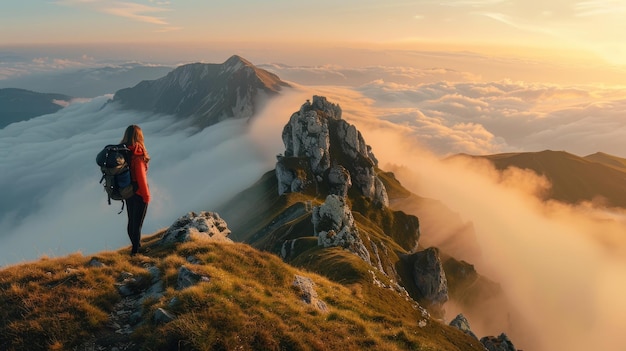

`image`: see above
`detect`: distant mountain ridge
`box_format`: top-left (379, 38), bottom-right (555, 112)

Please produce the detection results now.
top-left (112, 55), bottom-right (291, 128)
top-left (0, 63), bottom-right (174, 98)
top-left (461, 150), bottom-right (626, 208)
top-left (0, 88), bottom-right (72, 128)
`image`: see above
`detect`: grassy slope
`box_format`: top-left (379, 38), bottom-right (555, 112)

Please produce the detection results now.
top-left (0, 232), bottom-right (484, 351)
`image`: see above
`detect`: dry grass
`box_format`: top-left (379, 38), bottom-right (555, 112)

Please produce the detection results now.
top-left (0, 231), bottom-right (482, 351)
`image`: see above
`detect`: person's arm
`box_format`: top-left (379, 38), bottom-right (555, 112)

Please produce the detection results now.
top-left (132, 156), bottom-right (151, 203)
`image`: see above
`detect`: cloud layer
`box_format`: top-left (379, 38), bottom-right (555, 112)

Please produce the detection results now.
top-left (268, 64), bottom-right (626, 158)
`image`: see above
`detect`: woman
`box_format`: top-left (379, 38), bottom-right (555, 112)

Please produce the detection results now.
top-left (120, 125), bottom-right (151, 256)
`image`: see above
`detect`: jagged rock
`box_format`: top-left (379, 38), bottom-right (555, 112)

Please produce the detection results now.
top-left (277, 95), bottom-right (388, 206)
top-left (292, 275), bottom-right (328, 313)
top-left (449, 314), bottom-right (479, 340)
top-left (282, 99), bottom-right (333, 175)
top-left (161, 211), bottom-right (232, 244)
top-left (328, 165), bottom-right (352, 197)
top-left (154, 308), bottom-right (176, 324)
top-left (312, 194), bottom-right (370, 263)
top-left (481, 333), bottom-right (517, 351)
top-left (177, 265), bottom-right (210, 290)
top-left (409, 248), bottom-right (448, 316)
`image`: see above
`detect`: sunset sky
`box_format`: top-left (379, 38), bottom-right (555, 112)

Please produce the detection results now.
top-left (2, 0), bottom-right (626, 69)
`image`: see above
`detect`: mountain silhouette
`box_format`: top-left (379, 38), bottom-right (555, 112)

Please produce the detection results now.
top-left (463, 150), bottom-right (626, 208)
top-left (112, 55), bottom-right (290, 128)
top-left (0, 88), bottom-right (72, 128)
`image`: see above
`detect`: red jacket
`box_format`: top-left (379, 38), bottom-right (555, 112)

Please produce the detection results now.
top-left (128, 144), bottom-right (150, 203)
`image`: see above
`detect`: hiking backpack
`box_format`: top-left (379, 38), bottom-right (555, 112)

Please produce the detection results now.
top-left (96, 144), bottom-right (135, 213)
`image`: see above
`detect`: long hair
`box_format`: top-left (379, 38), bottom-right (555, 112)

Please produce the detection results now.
top-left (121, 125), bottom-right (150, 163)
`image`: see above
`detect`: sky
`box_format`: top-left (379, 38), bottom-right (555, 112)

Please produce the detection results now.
top-left (2, 0), bottom-right (626, 69)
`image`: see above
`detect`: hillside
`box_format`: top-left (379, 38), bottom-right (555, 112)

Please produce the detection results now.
top-left (0, 225), bottom-right (483, 351)
top-left (460, 150), bottom-right (626, 208)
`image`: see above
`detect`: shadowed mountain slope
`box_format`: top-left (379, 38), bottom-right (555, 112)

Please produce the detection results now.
top-left (112, 55), bottom-right (290, 128)
top-left (463, 150), bottom-right (626, 208)
top-left (0, 88), bottom-right (72, 128)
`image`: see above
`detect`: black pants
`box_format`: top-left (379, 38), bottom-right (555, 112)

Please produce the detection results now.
top-left (125, 194), bottom-right (148, 254)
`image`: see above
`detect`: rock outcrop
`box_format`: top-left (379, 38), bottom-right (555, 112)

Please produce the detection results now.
top-left (405, 247), bottom-right (448, 317)
top-left (277, 95), bottom-right (388, 207)
top-left (161, 211), bottom-right (232, 244)
top-left (449, 313), bottom-right (479, 340)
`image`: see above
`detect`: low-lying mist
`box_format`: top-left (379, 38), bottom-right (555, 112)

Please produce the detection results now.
top-left (349, 115), bottom-right (626, 351)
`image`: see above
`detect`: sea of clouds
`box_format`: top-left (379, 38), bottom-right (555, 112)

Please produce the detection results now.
top-left (3, 59), bottom-right (626, 351)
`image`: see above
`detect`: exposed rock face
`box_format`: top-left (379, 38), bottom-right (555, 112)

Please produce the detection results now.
top-left (312, 194), bottom-right (370, 263)
top-left (481, 333), bottom-right (517, 351)
top-left (113, 55), bottom-right (290, 128)
top-left (328, 165), bottom-right (352, 197)
top-left (275, 157), bottom-right (317, 195)
top-left (407, 247), bottom-right (448, 316)
top-left (277, 95), bottom-right (388, 207)
top-left (161, 211), bottom-right (232, 244)
top-left (449, 314), bottom-right (479, 340)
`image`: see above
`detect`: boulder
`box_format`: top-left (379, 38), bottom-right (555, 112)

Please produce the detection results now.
top-left (161, 211), bottom-right (232, 244)
top-left (177, 265), bottom-right (210, 290)
top-left (293, 275), bottom-right (328, 313)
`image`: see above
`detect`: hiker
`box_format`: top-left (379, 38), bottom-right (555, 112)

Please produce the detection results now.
top-left (120, 124), bottom-right (151, 255)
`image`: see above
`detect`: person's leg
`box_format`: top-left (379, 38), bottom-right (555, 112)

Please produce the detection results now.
top-left (125, 195), bottom-right (148, 255)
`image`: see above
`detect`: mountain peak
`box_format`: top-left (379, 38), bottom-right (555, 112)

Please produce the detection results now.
top-left (223, 54), bottom-right (253, 69)
top-left (112, 55), bottom-right (290, 129)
